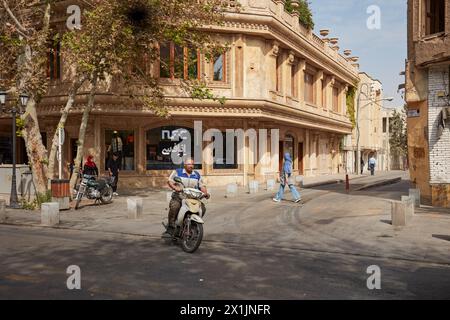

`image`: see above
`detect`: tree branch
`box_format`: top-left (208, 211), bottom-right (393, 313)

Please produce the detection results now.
top-left (1, 0), bottom-right (29, 37)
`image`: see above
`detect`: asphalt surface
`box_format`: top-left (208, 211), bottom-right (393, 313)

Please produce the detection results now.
top-left (1, 177), bottom-right (449, 300)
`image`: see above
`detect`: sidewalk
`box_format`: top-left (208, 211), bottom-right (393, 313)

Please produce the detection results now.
top-left (2, 170), bottom-right (449, 264)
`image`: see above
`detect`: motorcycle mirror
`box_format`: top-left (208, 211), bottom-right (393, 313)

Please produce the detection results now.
top-left (173, 177), bottom-right (182, 184)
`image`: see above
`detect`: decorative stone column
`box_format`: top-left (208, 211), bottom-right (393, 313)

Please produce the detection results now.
top-left (314, 70), bottom-right (324, 108)
top-left (297, 58), bottom-right (306, 105)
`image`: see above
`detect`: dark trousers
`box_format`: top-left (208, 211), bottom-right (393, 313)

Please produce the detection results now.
top-left (168, 193), bottom-right (206, 227)
top-left (111, 172), bottom-right (119, 192)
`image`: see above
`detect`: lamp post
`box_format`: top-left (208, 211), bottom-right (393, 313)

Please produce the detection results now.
top-left (0, 91), bottom-right (28, 208)
top-left (356, 84), bottom-right (393, 175)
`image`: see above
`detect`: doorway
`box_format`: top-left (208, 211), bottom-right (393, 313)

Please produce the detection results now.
top-left (298, 142), bottom-right (304, 175)
top-left (279, 141), bottom-right (283, 172)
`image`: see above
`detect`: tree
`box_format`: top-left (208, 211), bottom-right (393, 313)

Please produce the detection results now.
top-left (1, 0), bottom-right (230, 198)
top-left (284, 0), bottom-right (314, 30)
top-left (60, 0), bottom-right (229, 192)
top-left (0, 0), bottom-right (53, 196)
top-left (389, 106), bottom-right (408, 158)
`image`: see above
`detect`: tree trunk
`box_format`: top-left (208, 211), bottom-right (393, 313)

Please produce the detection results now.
top-left (48, 77), bottom-right (86, 181)
top-left (20, 98), bottom-right (49, 195)
top-left (69, 76), bottom-right (98, 194)
top-left (16, 4), bottom-right (52, 196)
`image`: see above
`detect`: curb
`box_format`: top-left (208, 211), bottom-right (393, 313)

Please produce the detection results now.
top-left (353, 177), bottom-right (402, 191)
top-left (302, 174), bottom-right (369, 189)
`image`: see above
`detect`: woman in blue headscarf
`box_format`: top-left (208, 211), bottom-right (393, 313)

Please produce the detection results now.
top-left (273, 152), bottom-right (302, 203)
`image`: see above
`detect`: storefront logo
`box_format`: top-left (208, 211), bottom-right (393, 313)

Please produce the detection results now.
top-left (169, 121), bottom-right (280, 166)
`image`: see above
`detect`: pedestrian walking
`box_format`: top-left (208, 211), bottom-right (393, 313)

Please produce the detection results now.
top-left (369, 155), bottom-right (376, 176)
top-left (273, 153), bottom-right (302, 203)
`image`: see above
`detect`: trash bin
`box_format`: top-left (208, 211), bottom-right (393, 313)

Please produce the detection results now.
top-left (51, 179), bottom-right (70, 210)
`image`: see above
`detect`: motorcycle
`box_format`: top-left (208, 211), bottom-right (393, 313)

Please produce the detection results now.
top-left (74, 174), bottom-right (114, 210)
top-left (162, 176), bottom-right (207, 253)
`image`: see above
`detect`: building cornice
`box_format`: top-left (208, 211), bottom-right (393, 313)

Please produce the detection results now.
top-left (37, 97), bottom-right (352, 134)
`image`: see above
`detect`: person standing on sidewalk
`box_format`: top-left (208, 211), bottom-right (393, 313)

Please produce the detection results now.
top-left (107, 152), bottom-right (120, 196)
top-left (368, 155), bottom-right (376, 176)
top-left (273, 153), bottom-right (302, 203)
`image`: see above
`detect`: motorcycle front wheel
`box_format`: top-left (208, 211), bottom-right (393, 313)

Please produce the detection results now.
top-left (181, 219), bottom-right (203, 253)
top-left (74, 192), bottom-right (83, 210)
top-left (100, 185), bottom-right (113, 204)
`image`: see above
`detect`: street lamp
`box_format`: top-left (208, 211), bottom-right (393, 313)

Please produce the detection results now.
top-left (355, 83), bottom-right (393, 175)
top-left (0, 91), bottom-right (28, 208)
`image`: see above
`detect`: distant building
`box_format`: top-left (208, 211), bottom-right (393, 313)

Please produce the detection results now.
top-left (343, 73), bottom-right (388, 174)
top-left (405, 0), bottom-right (450, 207)
top-left (381, 106), bottom-right (408, 171)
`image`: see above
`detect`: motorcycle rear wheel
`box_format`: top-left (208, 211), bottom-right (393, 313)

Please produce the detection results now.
top-left (100, 185), bottom-right (113, 204)
top-left (181, 220), bottom-right (203, 253)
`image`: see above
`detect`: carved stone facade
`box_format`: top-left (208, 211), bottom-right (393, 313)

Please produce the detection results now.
top-left (1, 0), bottom-right (364, 188)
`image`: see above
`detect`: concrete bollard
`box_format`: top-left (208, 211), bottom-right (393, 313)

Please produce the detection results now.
top-left (295, 176), bottom-right (304, 187)
top-left (248, 180), bottom-right (259, 194)
top-left (0, 199), bottom-right (6, 223)
top-left (225, 183), bottom-right (238, 198)
top-left (408, 188), bottom-right (421, 207)
top-left (401, 195), bottom-right (415, 218)
top-left (127, 197), bottom-right (143, 219)
top-left (391, 201), bottom-right (407, 227)
top-left (266, 179), bottom-right (276, 191)
top-left (41, 202), bottom-right (60, 226)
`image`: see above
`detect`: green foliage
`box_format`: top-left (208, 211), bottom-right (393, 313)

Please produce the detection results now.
top-left (389, 106), bottom-right (408, 157)
top-left (16, 117), bottom-right (25, 137)
top-left (284, 0), bottom-right (315, 30)
top-left (346, 86), bottom-right (357, 128)
top-left (189, 81), bottom-right (226, 105)
top-left (20, 191), bottom-right (51, 210)
top-left (20, 198), bottom-right (37, 210)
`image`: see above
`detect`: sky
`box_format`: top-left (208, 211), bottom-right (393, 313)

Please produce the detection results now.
top-left (309, 0), bottom-right (407, 108)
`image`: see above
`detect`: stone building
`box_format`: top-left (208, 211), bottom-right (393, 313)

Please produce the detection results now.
top-left (405, 0), bottom-right (450, 206)
top-left (342, 73), bottom-right (387, 174)
top-left (1, 0), bottom-right (363, 189)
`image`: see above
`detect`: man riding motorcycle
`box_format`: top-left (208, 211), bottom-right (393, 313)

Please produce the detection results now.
top-left (163, 158), bottom-right (210, 237)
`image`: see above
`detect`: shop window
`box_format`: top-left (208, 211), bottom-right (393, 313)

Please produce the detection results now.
top-left (0, 136), bottom-right (12, 164)
top-left (213, 132), bottom-right (238, 169)
top-left (47, 41), bottom-right (61, 80)
top-left (146, 126), bottom-right (201, 170)
top-left (304, 72), bottom-right (314, 104)
top-left (105, 130), bottom-right (135, 171)
top-left (425, 0), bottom-right (445, 35)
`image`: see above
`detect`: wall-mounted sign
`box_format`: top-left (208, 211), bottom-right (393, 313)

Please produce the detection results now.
top-left (407, 109), bottom-right (420, 118)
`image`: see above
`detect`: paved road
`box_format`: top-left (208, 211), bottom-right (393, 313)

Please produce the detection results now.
top-left (1, 176), bottom-right (449, 299)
